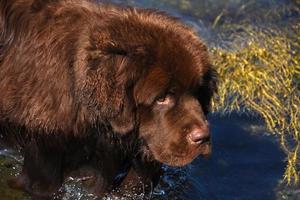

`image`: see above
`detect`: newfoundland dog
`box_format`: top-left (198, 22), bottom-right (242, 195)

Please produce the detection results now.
top-left (0, 0), bottom-right (217, 198)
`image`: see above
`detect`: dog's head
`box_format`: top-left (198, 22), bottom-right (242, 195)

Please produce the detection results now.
top-left (77, 8), bottom-right (218, 167)
top-left (129, 40), bottom-right (218, 166)
top-left (133, 66), bottom-right (217, 167)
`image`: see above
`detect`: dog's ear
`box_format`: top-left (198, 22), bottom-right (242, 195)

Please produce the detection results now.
top-left (197, 67), bottom-right (218, 115)
top-left (82, 44), bottom-right (137, 134)
top-left (90, 41), bottom-right (151, 134)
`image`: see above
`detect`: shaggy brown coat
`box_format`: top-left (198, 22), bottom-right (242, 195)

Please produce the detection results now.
top-left (0, 0), bottom-right (217, 198)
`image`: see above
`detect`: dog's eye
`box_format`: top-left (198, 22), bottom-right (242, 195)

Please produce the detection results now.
top-left (156, 95), bottom-right (173, 105)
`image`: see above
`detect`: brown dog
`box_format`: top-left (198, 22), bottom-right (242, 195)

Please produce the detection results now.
top-left (0, 0), bottom-right (217, 198)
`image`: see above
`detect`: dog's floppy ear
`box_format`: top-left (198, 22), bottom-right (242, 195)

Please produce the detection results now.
top-left (96, 41), bottom-right (151, 134)
top-left (197, 67), bottom-right (218, 115)
top-left (83, 43), bottom-right (137, 134)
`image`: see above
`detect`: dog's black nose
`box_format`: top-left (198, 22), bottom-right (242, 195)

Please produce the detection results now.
top-left (188, 128), bottom-right (210, 144)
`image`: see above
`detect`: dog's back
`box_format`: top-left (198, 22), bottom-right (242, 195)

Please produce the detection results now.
top-left (0, 0), bottom-right (94, 133)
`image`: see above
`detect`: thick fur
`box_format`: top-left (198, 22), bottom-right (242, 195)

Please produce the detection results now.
top-left (0, 0), bottom-right (217, 198)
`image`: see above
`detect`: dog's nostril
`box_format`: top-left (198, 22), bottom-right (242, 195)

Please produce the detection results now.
top-left (189, 130), bottom-right (210, 144)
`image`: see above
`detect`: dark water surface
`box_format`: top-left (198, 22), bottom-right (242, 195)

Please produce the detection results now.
top-left (1, 0), bottom-right (299, 199)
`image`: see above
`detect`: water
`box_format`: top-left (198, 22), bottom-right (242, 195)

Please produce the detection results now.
top-left (1, 0), bottom-right (299, 199)
top-left (0, 114), bottom-right (292, 200)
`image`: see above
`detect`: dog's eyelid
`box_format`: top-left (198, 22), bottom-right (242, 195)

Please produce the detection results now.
top-left (155, 94), bottom-right (175, 105)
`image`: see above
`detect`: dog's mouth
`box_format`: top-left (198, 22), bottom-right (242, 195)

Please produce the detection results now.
top-left (139, 140), bottom-right (212, 167)
top-left (167, 143), bottom-right (212, 166)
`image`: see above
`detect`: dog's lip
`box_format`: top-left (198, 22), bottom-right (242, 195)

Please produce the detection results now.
top-left (164, 147), bottom-right (212, 166)
top-left (198, 143), bottom-right (212, 158)
top-left (165, 141), bottom-right (212, 158)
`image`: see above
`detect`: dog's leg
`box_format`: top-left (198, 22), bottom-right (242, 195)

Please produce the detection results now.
top-left (8, 136), bottom-right (63, 198)
top-left (115, 157), bottom-right (163, 197)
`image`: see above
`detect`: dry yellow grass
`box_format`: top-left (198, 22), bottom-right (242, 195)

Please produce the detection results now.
top-left (211, 24), bottom-right (300, 184)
